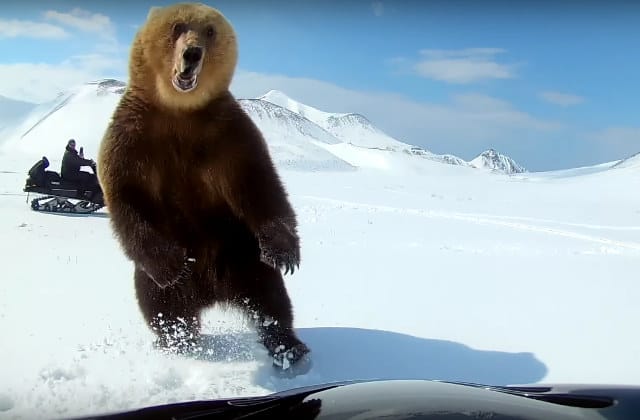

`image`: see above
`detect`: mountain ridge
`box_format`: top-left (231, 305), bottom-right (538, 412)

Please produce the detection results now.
top-left (0, 79), bottom-right (570, 175)
top-left (470, 148), bottom-right (527, 174)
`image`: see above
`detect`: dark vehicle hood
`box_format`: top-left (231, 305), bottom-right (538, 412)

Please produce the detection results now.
top-left (72, 379), bottom-right (640, 419)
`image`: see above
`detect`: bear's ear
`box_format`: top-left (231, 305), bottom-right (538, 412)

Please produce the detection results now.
top-left (146, 6), bottom-right (161, 21)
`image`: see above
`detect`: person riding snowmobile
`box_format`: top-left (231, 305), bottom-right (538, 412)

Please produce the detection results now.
top-left (61, 139), bottom-right (98, 193)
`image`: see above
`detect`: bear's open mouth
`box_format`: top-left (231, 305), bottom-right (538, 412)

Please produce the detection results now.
top-left (172, 72), bottom-right (198, 93)
top-left (171, 45), bottom-right (204, 93)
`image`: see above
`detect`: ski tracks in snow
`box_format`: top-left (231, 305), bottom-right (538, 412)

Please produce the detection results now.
top-left (297, 195), bottom-right (640, 253)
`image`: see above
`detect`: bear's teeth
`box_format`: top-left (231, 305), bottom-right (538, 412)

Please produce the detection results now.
top-left (172, 75), bottom-right (198, 92)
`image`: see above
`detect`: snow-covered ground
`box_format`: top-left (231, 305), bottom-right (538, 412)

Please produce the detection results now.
top-left (1, 82), bottom-right (639, 419)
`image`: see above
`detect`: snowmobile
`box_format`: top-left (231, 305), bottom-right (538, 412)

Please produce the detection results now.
top-left (23, 156), bottom-right (105, 214)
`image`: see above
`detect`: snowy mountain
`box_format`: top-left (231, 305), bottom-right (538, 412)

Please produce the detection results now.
top-left (0, 79), bottom-right (126, 159)
top-left (237, 99), bottom-right (354, 171)
top-left (258, 90), bottom-right (339, 128)
top-left (259, 90), bottom-right (412, 151)
top-left (2, 80), bottom-right (527, 175)
top-left (0, 80), bottom-right (473, 174)
top-left (0, 80), bottom-right (353, 172)
top-left (258, 90), bottom-right (476, 169)
top-left (470, 148), bottom-right (527, 174)
top-left (611, 151), bottom-right (640, 170)
top-left (239, 98), bottom-right (341, 146)
top-left (404, 146), bottom-right (471, 166)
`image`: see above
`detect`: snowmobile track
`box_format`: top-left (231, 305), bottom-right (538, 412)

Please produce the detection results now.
top-left (299, 195), bottom-right (640, 252)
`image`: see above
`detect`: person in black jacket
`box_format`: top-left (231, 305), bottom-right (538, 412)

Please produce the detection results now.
top-left (61, 139), bottom-right (97, 191)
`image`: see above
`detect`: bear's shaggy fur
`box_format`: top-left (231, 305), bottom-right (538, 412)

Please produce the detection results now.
top-left (97, 2), bottom-right (309, 369)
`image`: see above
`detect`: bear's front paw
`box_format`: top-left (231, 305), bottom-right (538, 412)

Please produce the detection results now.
top-left (258, 220), bottom-right (300, 275)
top-left (260, 246), bottom-right (299, 275)
top-left (272, 342), bottom-right (311, 374)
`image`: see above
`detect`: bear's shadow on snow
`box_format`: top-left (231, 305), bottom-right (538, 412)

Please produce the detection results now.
top-left (192, 327), bottom-right (548, 391)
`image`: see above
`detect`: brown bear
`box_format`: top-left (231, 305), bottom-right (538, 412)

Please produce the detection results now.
top-left (97, 2), bottom-right (310, 372)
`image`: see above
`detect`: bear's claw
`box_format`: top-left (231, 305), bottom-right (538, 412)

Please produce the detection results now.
top-left (258, 220), bottom-right (300, 275)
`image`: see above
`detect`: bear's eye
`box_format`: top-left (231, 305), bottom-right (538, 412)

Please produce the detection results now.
top-left (172, 22), bottom-right (187, 38)
top-left (206, 25), bottom-right (216, 39)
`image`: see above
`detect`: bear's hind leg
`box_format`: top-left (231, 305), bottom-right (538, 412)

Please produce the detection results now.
top-left (225, 262), bottom-right (310, 370)
top-left (134, 266), bottom-right (203, 355)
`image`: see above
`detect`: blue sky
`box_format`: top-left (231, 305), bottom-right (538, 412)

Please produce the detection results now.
top-left (1, 0), bottom-right (639, 171)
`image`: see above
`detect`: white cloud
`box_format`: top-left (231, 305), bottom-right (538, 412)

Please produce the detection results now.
top-left (43, 8), bottom-right (115, 39)
top-left (450, 93), bottom-right (560, 131)
top-left (0, 55), bottom-right (127, 103)
top-left (538, 91), bottom-right (585, 107)
top-left (402, 48), bottom-right (516, 84)
top-left (421, 48), bottom-right (507, 59)
top-left (0, 18), bottom-right (69, 39)
top-left (372, 1), bottom-right (384, 17)
top-left (231, 70), bottom-right (562, 158)
top-left (0, 8), bottom-right (129, 104)
top-left (43, 8), bottom-right (123, 57)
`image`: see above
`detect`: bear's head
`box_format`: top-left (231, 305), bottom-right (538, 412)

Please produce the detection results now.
top-left (130, 2), bottom-right (238, 111)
